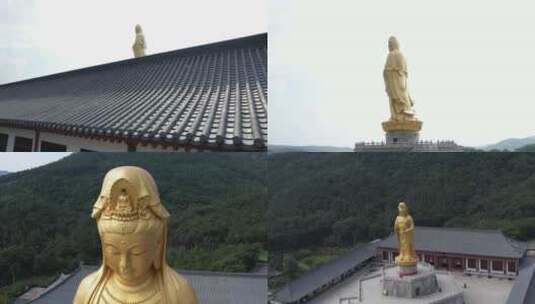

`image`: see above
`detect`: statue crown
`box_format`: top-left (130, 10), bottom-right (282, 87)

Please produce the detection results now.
top-left (100, 189), bottom-right (151, 222)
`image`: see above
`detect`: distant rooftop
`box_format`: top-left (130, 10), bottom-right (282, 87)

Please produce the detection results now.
top-left (506, 257), bottom-right (535, 304)
top-left (378, 226), bottom-right (526, 259)
top-left (273, 242), bottom-right (377, 303)
top-left (0, 33), bottom-right (267, 151)
top-left (20, 265), bottom-right (267, 304)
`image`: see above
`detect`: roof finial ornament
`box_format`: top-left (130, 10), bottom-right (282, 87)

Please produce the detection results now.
top-left (132, 24), bottom-right (147, 58)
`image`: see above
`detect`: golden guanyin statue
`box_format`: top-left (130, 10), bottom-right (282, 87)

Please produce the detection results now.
top-left (74, 166), bottom-right (198, 304)
top-left (383, 36), bottom-right (416, 122)
top-left (133, 24), bottom-right (147, 58)
top-left (394, 202), bottom-right (418, 267)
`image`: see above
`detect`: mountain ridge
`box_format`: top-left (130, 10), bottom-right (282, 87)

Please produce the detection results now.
top-left (479, 135), bottom-right (535, 151)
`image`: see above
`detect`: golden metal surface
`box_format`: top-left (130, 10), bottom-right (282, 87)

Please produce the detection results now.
top-left (73, 166), bottom-right (198, 304)
top-left (383, 36), bottom-right (422, 126)
top-left (394, 202), bottom-right (418, 267)
top-left (381, 120), bottom-right (422, 133)
top-left (133, 24), bottom-right (146, 58)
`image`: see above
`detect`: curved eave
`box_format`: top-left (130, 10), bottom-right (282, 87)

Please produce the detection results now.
top-left (0, 119), bottom-right (266, 152)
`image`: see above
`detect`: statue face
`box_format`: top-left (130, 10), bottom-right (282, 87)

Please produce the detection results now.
top-left (102, 232), bottom-right (160, 285)
top-left (398, 203), bottom-right (408, 215)
top-left (388, 37), bottom-right (399, 52)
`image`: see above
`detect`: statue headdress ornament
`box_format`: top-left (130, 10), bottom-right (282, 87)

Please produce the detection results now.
top-left (92, 166), bottom-right (169, 222)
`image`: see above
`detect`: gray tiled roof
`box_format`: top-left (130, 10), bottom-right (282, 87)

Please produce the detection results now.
top-left (0, 34), bottom-right (267, 151)
top-left (378, 226), bottom-right (526, 259)
top-left (28, 266), bottom-right (95, 304)
top-left (180, 270), bottom-right (267, 304)
top-left (273, 242), bottom-right (377, 303)
top-left (28, 265), bottom-right (267, 304)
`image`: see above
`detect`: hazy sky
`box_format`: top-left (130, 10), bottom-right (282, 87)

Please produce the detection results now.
top-left (0, 0), bottom-right (267, 84)
top-left (0, 153), bottom-right (71, 172)
top-left (270, 0), bottom-right (535, 148)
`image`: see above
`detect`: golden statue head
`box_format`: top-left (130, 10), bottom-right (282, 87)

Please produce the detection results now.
top-left (388, 36), bottom-right (400, 52)
top-left (92, 166), bottom-right (169, 286)
top-left (135, 24), bottom-right (143, 34)
top-left (74, 166), bottom-right (198, 304)
top-left (398, 201), bottom-right (409, 216)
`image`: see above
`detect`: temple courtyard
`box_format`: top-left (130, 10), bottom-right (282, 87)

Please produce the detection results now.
top-left (307, 268), bottom-right (513, 304)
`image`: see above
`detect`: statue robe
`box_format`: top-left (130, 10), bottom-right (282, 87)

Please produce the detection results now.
top-left (383, 49), bottom-right (415, 120)
top-left (394, 215), bottom-right (417, 263)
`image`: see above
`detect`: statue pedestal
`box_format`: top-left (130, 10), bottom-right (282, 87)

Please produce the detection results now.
top-left (354, 119), bottom-right (463, 152)
top-left (382, 119), bottom-right (422, 145)
top-left (398, 264), bottom-right (418, 277)
top-left (383, 264), bottom-right (439, 298)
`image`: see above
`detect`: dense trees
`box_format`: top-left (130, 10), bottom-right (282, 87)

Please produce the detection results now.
top-left (0, 153), bottom-right (267, 289)
top-left (268, 153), bottom-right (535, 279)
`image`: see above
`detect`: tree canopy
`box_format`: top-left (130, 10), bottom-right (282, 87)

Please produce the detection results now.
top-left (268, 153), bottom-right (535, 273)
top-left (0, 153), bottom-right (267, 288)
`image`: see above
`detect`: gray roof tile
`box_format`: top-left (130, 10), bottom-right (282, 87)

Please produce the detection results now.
top-left (274, 242), bottom-right (377, 303)
top-left (378, 226), bottom-right (526, 259)
top-left (506, 265), bottom-right (535, 304)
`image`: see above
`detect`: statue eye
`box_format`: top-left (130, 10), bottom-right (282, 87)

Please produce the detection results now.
top-left (131, 249), bottom-right (146, 256)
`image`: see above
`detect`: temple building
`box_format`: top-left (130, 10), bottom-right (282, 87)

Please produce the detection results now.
top-left (0, 31), bottom-right (267, 152)
top-left (271, 226), bottom-right (528, 304)
top-left (377, 226), bottom-right (526, 278)
top-left (14, 264), bottom-right (267, 304)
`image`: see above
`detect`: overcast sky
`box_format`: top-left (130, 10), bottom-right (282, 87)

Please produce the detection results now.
top-left (0, 0), bottom-right (267, 84)
top-left (0, 153), bottom-right (71, 172)
top-left (270, 0), bottom-right (535, 148)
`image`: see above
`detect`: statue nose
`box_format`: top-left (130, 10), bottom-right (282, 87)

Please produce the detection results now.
top-left (119, 254), bottom-right (132, 274)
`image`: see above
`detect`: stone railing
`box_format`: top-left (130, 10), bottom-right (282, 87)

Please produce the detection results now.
top-left (354, 140), bottom-right (464, 152)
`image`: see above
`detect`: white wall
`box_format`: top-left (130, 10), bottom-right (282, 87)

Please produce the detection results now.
top-left (0, 126), bottom-right (35, 151)
top-left (39, 131), bottom-right (127, 152)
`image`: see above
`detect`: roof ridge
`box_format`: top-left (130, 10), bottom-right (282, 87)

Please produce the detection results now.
top-left (417, 225), bottom-right (503, 234)
top-left (277, 241), bottom-right (377, 300)
top-left (0, 33), bottom-right (267, 88)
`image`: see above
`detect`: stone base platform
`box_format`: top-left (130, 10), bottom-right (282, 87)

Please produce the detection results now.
top-left (353, 140), bottom-right (464, 152)
top-left (355, 264), bottom-right (464, 304)
top-left (384, 264), bottom-right (438, 298)
top-left (385, 131), bottom-right (420, 145)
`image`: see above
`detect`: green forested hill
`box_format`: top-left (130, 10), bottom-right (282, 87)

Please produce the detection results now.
top-left (268, 152), bottom-right (535, 253)
top-left (516, 144), bottom-right (535, 152)
top-left (0, 153), bottom-right (267, 288)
